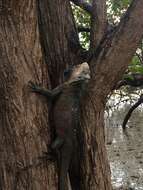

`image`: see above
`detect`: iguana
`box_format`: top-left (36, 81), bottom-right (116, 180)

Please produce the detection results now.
top-left (29, 62), bottom-right (90, 190)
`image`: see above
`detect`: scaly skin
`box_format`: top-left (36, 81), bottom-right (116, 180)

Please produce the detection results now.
top-left (28, 63), bottom-right (90, 190)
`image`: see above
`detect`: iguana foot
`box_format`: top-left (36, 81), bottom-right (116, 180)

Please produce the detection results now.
top-left (51, 137), bottom-right (64, 149)
top-left (28, 81), bottom-right (41, 92)
top-left (38, 150), bottom-right (56, 162)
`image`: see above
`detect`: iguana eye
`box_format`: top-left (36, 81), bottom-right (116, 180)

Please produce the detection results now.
top-left (63, 68), bottom-right (73, 80)
top-left (64, 70), bottom-right (70, 77)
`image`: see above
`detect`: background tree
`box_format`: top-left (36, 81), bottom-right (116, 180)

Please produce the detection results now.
top-left (0, 0), bottom-right (143, 190)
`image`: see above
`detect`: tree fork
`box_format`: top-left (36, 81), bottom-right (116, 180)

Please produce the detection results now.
top-left (36, 0), bottom-right (112, 189)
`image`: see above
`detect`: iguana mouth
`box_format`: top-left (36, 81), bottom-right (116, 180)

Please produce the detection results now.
top-left (69, 76), bottom-right (90, 83)
top-left (69, 78), bottom-right (86, 85)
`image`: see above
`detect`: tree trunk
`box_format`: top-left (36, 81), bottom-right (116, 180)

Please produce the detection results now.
top-left (0, 1), bottom-right (57, 189)
top-left (36, 0), bottom-right (112, 189)
top-left (0, 1), bottom-right (112, 189)
top-left (1, 0), bottom-right (143, 190)
top-left (79, 93), bottom-right (112, 189)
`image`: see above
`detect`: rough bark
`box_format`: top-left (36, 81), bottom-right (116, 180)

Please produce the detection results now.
top-left (1, 0), bottom-right (143, 190)
top-left (0, 1), bottom-right (56, 189)
top-left (90, 0), bottom-right (143, 96)
top-left (90, 0), bottom-right (107, 49)
top-left (36, 0), bottom-right (112, 189)
top-left (79, 0), bottom-right (143, 189)
top-left (37, 0), bottom-right (81, 87)
top-left (79, 94), bottom-right (112, 189)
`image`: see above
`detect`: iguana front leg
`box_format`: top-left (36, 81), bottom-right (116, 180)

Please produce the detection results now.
top-left (28, 81), bottom-right (54, 99)
top-left (28, 81), bottom-right (64, 153)
top-left (28, 81), bottom-right (62, 99)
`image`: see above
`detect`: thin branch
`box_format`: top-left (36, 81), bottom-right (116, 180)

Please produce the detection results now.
top-left (68, 30), bottom-right (89, 61)
top-left (135, 52), bottom-right (142, 64)
top-left (122, 94), bottom-right (143, 130)
top-left (77, 24), bottom-right (115, 34)
top-left (115, 73), bottom-right (143, 89)
top-left (77, 26), bottom-right (90, 32)
top-left (141, 40), bottom-right (143, 63)
top-left (90, 0), bottom-right (107, 49)
top-left (70, 0), bottom-right (92, 14)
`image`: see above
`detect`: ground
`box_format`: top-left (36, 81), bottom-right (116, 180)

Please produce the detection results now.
top-left (106, 101), bottom-right (143, 190)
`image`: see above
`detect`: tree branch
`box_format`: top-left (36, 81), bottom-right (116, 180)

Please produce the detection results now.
top-left (90, 0), bottom-right (107, 49)
top-left (135, 52), bottom-right (143, 64)
top-left (115, 73), bottom-right (143, 89)
top-left (77, 26), bottom-right (90, 33)
top-left (89, 0), bottom-right (143, 97)
top-left (70, 0), bottom-right (92, 14)
top-left (122, 94), bottom-right (143, 130)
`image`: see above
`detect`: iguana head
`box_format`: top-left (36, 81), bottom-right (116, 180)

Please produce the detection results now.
top-left (64, 62), bottom-right (90, 83)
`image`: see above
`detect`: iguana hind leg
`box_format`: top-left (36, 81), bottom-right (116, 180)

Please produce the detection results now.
top-left (51, 136), bottom-right (64, 149)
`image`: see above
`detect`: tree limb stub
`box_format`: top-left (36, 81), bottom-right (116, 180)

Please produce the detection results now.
top-left (70, 0), bottom-right (92, 14)
top-left (122, 94), bottom-right (143, 130)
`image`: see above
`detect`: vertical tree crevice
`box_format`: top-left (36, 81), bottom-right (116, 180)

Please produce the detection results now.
top-left (36, 0), bottom-right (81, 87)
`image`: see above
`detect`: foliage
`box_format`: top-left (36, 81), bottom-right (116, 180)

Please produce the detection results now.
top-left (107, 0), bottom-right (131, 24)
top-left (72, 0), bottom-right (132, 48)
top-left (129, 57), bottom-right (143, 74)
top-left (72, 0), bottom-right (143, 76)
top-left (72, 3), bottom-right (90, 49)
